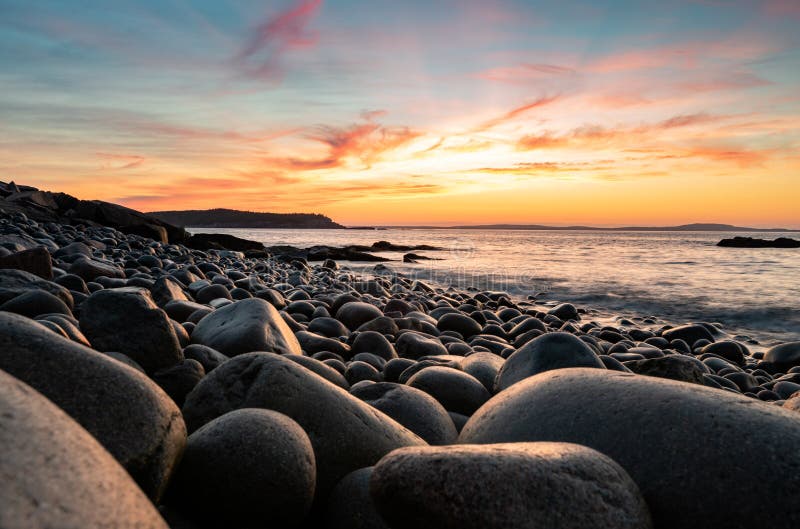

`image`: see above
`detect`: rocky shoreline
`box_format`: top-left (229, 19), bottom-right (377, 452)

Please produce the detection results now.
top-left (2, 205), bottom-right (800, 529)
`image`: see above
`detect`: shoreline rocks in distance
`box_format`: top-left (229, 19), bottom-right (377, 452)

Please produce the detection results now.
top-left (717, 236), bottom-right (800, 248)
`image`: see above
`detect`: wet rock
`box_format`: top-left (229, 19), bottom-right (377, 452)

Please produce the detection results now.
top-left (661, 324), bottom-right (715, 346)
top-left (764, 341), bottom-right (800, 371)
top-left (548, 303), bottom-right (579, 321)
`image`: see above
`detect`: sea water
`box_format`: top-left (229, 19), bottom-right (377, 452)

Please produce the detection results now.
top-left (189, 228), bottom-right (800, 347)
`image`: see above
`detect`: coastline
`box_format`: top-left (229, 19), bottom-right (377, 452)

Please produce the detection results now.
top-left (3, 209), bottom-right (800, 528)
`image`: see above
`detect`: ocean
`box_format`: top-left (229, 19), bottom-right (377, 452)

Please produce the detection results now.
top-left (189, 228), bottom-right (800, 347)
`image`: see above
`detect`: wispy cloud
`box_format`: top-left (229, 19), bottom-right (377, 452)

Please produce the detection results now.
top-left (264, 111), bottom-right (419, 171)
top-left (476, 95), bottom-right (561, 131)
top-left (96, 152), bottom-right (145, 170)
top-left (234, 0), bottom-right (323, 80)
top-left (476, 63), bottom-right (576, 84)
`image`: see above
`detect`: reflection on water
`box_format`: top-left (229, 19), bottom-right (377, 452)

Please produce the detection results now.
top-left (190, 227), bottom-right (800, 346)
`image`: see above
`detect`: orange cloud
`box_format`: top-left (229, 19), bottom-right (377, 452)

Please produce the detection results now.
top-left (476, 94), bottom-right (561, 131)
top-left (265, 113), bottom-right (420, 170)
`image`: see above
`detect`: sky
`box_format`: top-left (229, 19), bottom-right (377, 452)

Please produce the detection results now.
top-left (1, 0), bottom-right (799, 227)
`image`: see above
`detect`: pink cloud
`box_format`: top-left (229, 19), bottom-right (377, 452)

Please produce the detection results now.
top-left (234, 0), bottom-right (323, 80)
top-left (96, 152), bottom-right (145, 170)
top-left (476, 63), bottom-right (575, 84)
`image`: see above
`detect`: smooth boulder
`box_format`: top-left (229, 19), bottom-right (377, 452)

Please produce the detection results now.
top-left (0, 369), bottom-right (169, 529)
top-left (190, 297), bottom-right (301, 356)
top-left (460, 368), bottom-right (800, 529)
top-left (80, 287), bottom-right (183, 373)
top-left (371, 443), bottom-right (652, 529)
top-left (169, 409), bottom-right (315, 527)
top-left (495, 332), bottom-right (603, 391)
top-left (351, 382), bottom-right (458, 445)
top-left (0, 311), bottom-right (186, 501)
top-left (406, 366), bottom-right (491, 415)
top-left (182, 352), bottom-right (425, 499)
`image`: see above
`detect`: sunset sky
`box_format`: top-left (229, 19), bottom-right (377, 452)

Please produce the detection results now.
top-left (1, 0), bottom-right (799, 227)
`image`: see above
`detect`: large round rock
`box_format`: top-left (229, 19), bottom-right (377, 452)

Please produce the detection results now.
top-left (436, 313), bottom-right (482, 338)
top-left (0, 311), bottom-right (186, 501)
top-left (0, 369), bottom-right (168, 529)
top-left (764, 341), bottom-right (800, 371)
top-left (351, 382), bottom-right (458, 445)
top-left (460, 368), bottom-right (800, 529)
top-left (494, 332), bottom-right (604, 391)
top-left (190, 297), bottom-right (301, 357)
top-left (336, 301), bottom-right (383, 331)
top-left (170, 409), bottom-right (315, 527)
top-left (80, 287), bottom-right (183, 373)
top-left (406, 366), bottom-right (491, 415)
top-left (182, 352), bottom-right (425, 500)
top-left (371, 443), bottom-right (652, 529)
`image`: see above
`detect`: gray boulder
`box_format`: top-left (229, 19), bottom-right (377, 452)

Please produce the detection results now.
top-left (80, 287), bottom-right (183, 373)
top-left (351, 382), bottom-right (458, 445)
top-left (0, 311), bottom-right (186, 501)
top-left (460, 368), bottom-right (800, 529)
top-left (371, 443), bottom-right (651, 529)
top-left (0, 369), bottom-right (169, 529)
top-left (495, 332), bottom-right (604, 391)
top-left (190, 297), bottom-right (301, 356)
top-left (406, 366), bottom-right (491, 415)
top-left (182, 352), bottom-right (425, 500)
top-left (169, 409), bottom-right (315, 527)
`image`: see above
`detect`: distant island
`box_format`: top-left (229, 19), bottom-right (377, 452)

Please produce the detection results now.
top-left (386, 223), bottom-right (794, 232)
top-left (149, 208), bottom-right (344, 229)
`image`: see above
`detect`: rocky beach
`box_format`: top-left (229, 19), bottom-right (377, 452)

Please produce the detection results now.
top-left (2, 183), bottom-right (800, 529)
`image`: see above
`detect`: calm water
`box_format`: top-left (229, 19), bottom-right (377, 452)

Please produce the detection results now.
top-left (190, 228), bottom-right (800, 346)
